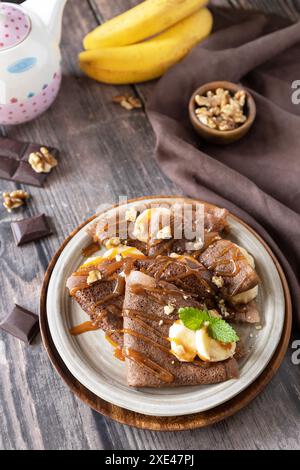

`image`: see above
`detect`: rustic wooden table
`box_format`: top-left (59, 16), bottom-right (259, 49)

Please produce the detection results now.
top-left (1, 0), bottom-right (300, 450)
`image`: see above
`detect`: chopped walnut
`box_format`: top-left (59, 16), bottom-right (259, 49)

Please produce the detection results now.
top-left (164, 304), bottom-right (175, 315)
top-left (212, 275), bottom-right (224, 288)
top-left (105, 237), bottom-right (121, 249)
top-left (87, 270), bottom-right (102, 285)
top-left (2, 190), bottom-right (30, 212)
top-left (112, 94), bottom-right (142, 110)
top-left (195, 88), bottom-right (247, 131)
top-left (28, 147), bottom-right (58, 173)
top-left (218, 298), bottom-right (229, 317)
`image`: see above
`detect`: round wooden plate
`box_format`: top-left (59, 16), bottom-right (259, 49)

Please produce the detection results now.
top-left (40, 196), bottom-right (292, 431)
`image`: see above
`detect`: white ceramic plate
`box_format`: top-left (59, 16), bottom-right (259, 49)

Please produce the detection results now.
top-left (47, 197), bottom-right (285, 417)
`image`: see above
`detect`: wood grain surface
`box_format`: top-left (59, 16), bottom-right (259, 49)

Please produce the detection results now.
top-left (1, 0), bottom-right (300, 450)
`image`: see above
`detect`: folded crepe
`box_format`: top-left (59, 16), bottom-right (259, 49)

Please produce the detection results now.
top-left (122, 271), bottom-right (239, 388)
top-left (66, 259), bottom-right (125, 346)
top-left (66, 247), bottom-right (260, 348)
top-left (89, 201), bottom-right (228, 256)
top-left (66, 254), bottom-right (216, 344)
top-left (200, 239), bottom-right (260, 297)
top-left (136, 255), bottom-right (217, 302)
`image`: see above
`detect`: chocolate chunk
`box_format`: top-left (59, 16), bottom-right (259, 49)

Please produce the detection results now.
top-left (0, 157), bottom-right (19, 179)
top-left (0, 305), bottom-right (39, 344)
top-left (0, 138), bottom-right (27, 160)
top-left (13, 161), bottom-right (47, 186)
top-left (11, 214), bottom-right (52, 246)
top-left (0, 137), bottom-right (58, 187)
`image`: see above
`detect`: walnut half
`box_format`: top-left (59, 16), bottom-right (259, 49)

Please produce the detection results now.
top-left (3, 190), bottom-right (30, 212)
top-left (29, 147), bottom-right (58, 174)
top-left (195, 88), bottom-right (247, 131)
top-left (112, 94), bottom-right (142, 110)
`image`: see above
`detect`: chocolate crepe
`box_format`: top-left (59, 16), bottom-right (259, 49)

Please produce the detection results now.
top-left (199, 239), bottom-right (260, 296)
top-left (90, 200), bottom-right (228, 256)
top-left (66, 268), bottom-right (124, 346)
top-left (67, 246), bottom-right (259, 346)
top-left (123, 271), bottom-right (238, 387)
top-left (148, 8), bottom-right (300, 328)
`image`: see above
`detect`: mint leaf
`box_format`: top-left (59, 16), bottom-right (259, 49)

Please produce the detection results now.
top-left (178, 307), bottom-right (210, 331)
top-left (208, 318), bottom-right (239, 343)
top-left (179, 306), bottom-right (239, 343)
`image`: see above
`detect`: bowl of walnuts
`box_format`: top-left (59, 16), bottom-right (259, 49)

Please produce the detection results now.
top-left (189, 81), bottom-right (256, 145)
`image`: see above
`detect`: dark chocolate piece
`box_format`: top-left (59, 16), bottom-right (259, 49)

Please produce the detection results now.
top-left (13, 161), bottom-right (47, 187)
top-left (0, 305), bottom-right (39, 344)
top-left (0, 137), bottom-right (58, 187)
top-left (11, 214), bottom-right (52, 246)
top-left (0, 138), bottom-right (27, 160)
top-left (0, 156), bottom-right (19, 179)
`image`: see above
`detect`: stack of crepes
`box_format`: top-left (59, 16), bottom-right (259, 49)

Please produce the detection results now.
top-left (66, 201), bottom-right (261, 388)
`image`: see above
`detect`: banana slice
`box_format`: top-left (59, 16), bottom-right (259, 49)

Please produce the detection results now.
top-left (231, 285), bottom-right (258, 304)
top-left (81, 245), bottom-right (144, 268)
top-left (231, 245), bottom-right (258, 304)
top-left (169, 320), bottom-right (197, 362)
top-left (195, 328), bottom-right (236, 362)
top-left (237, 245), bottom-right (255, 268)
top-left (133, 207), bottom-right (172, 243)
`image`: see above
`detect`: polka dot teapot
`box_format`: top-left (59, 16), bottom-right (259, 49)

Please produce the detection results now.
top-left (0, 0), bottom-right (67, 125)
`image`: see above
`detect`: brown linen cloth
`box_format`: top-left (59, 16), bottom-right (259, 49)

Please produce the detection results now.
top-left (148, 8), bottom-right (300, 329)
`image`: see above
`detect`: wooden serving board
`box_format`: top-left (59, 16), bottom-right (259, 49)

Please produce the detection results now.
top-left (40, 198), bottom-right (292, 431)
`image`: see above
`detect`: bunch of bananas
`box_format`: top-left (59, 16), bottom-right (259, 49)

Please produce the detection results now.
top-left (79, 0), bottom-right (213, 84)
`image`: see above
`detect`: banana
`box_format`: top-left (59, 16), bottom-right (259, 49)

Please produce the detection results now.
top-left (79, 8), bottom-right (213, 84)
top-left (84, 0), bottom-right (208, 50)
top-left (195, 328), bottom-right (236, 362)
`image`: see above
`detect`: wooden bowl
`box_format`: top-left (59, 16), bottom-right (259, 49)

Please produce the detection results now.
top-left (189, 81), bottom-right (256, 145)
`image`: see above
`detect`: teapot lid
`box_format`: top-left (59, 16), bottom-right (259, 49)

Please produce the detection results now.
top-left (0, 3), bottom-right (31, 51)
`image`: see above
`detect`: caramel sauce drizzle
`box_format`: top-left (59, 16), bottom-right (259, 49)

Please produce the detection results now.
top-left (71, 271), bottom-right (91, 277)
top-left (141, 256), bottom-right (213, 294)
top-left (70, 321), bottom-right (100, 336)
top-left (82, 242), bottom-right (100, 258)
top-left (103, 333), bottom-right (125, 361)
top-left (114, 348), bottom-right (125, 361)
top-left (125, 316), bottom-right (166, 340)
top-left (70, 283), bottom-right (90, 296)
top-left (105, 332), bottom-right (119, 348)
top-left (123, 347), bottom-right (174, 383)
top-left (117, 328), bottom-right (171, 355)
top-left (207, 245), bottom-right (245, 277)
top-left (123, 308), bottom-right (174, 325)
top-left (129, 282), bottom-right (195, 305)
top-left (92, 293), bottom-right (119, 309)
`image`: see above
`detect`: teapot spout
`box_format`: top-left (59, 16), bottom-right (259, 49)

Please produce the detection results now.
top-left (22, 0), bottom-right (67, 44)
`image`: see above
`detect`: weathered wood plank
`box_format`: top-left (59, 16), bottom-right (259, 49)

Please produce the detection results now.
top-left (1, 0), bottom-right (299, 450)
top-left (0, 0), bottom-right (179, 451)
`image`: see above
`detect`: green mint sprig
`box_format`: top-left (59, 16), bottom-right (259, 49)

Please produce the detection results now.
top-left (178, 307), bottom-right (239, 343)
